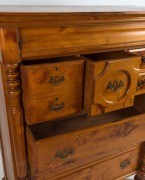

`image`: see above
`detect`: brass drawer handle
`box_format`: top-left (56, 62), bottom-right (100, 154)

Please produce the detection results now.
top-left (138, 79), bottom-right (145, 87)
top-left (56, 148), bottom-right (74, 160)
top-left (142, 56), bottom-right (145, 63)
top-left (50, 102), bottom-right (64, 112)
top-left (120, 159), bottom-right (131, 169)
top-left (107, 80), bottom-right (124, 92)
top-left (49, 76), bottom-right (65, 86)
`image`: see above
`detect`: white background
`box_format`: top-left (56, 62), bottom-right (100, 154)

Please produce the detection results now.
top-left (0, 1), bottom-right (145, 179)
top-left (0, 0), bottom-right (145, 6)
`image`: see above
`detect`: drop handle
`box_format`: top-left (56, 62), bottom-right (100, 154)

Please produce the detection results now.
top-left (138, 79), bottom-right (145, 87)
top-left (56, 148), bottom-right (74, 160)
top-left (50, 103), bottom-right (64, 112)
top-left (120, 159), bottom-right (131, 169)
top-left (49, 76), bottom-right (65, 86)
top-left (142, 56), bottom-right (145, 63)
top-left (107, 80), bottom-right (124, 92)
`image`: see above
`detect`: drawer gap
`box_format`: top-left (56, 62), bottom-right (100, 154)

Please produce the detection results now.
top-left (82, 50), bottom-right (137, 62)
top-left (21, 56), bottom-right (80, 65)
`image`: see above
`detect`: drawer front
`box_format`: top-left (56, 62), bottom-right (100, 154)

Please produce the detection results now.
top-left (21, 59), bottom-right (84, 96)
top-left (53, 146), bottom-right (140, 180)
top-left (84, 56), bottom-right (141, 115)
top-left (25, 91), bottom-right (82, 124)
top-left (27, 114), bottom-right (145, 178)
top-left (20, 24), bottom-right (145, 60)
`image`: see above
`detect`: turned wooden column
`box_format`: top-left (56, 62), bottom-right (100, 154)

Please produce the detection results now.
top-left (135, 144), bottom-right (145, 180)
top-left (0, 28), bottom-right (27, 179)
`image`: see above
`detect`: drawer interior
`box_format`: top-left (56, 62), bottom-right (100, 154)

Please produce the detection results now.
top-left (22, 56), bottom-right (80, 65)
top-left (82, 50), bottom-right (138, 61)
top-left (22, 51), bottom-right (137, 65)
top-left (28, 94), bottom-right (145, 141)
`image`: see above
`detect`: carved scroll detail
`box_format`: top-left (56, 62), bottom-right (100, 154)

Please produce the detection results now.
top-left (4, 64), bottom-right (27, 178)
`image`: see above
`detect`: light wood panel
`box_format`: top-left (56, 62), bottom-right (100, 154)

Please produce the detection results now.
top-left (20, 23), bottom-right (145, 59)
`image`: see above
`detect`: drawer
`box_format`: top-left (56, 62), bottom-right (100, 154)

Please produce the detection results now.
top-left (21, 57), bottom-right (84, 96)
top-left (20, 25), bottom-right (145, 60)
top-left (25, 91), bottom-right (82, 124)
top-left (83, 51), bottom-right (141, 116)
top-left (128, 48), bottom-right (145, 71)
top-left (51, 146), bottom-right (140, 180)
top-left (21, 57), bottom-right (84, 124)
top-left (27, 105), bottom-right (145, 179)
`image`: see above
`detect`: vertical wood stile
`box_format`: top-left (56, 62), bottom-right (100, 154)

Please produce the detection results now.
top-left (0, 28), bottom-right (27, 179)
top-left (135, 143), bottom-right (145, 180)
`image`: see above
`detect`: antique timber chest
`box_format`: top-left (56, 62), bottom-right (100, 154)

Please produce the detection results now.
top-left (1, 5), bottom-right (145, 180)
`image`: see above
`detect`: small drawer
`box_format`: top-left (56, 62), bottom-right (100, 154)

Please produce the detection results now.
top-left (83, 51), bottom-right (141, 116)
top-left (53, 146), bottom-right (140, 180)
top-left (21, 57), bottom-right (84, 124)
top-left (27, 106), bottom-right (145, 179)
top-left (25, 91), bottom-right (82, 124)
top-left (21, 57), bottom-right (84, 96)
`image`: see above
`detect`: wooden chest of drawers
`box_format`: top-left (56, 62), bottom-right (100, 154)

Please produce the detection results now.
top-left (2, 5), bottom-right (145, 180)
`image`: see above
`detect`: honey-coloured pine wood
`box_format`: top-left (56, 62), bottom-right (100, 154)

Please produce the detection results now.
top-left (83, 51), bottom-right (141, 116)
top-left (20, 57), bottom-right (84, 96)
top-left (0, 28), bottom-right (27, 180)
top-left (21, 57), bottom-right (84, 124)
top-left (20, 24), bottom-right (145, 60)
top-left (1, 6), bottom-right (145, 180)
top-left (24, 91), bottom-right (82, 124)
top-left (55, 145), bottom-right (140, 180)
top-left (27, 105), bottom-right (145, 179)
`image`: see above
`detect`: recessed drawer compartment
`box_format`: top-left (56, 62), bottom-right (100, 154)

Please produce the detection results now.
top-left (27, 104), bottom-right (145, 179)
top-left (83, 51), bottom-right (141, 116)
top-left (51, 146), bottom-right (140, 180)
top-left (21, 57), bottom-right (84, 124)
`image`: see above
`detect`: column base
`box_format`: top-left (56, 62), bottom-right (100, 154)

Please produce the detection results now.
top-left (134, 172), bottom-right (145, 180)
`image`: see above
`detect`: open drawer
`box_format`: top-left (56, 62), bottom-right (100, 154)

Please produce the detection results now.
top-left (27, 94), bottom-right (145, 179)
top-left (128, 48), bottom-right (145, 96)
top-left (21, 56), bottom-right (84, 124)
top-left (82, 50), bottom-right (141, 116)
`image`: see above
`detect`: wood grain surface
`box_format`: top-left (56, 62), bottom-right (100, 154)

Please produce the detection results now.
top-left (1, 7), bottom-right (145, 180)
top-left (27, 106), bottom-right (145, 179)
